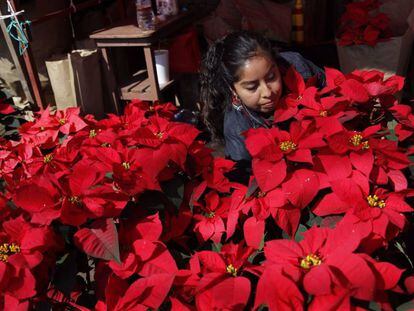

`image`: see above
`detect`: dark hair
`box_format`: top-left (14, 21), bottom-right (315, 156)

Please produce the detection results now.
top-left (200, 31), bottom-right (277, 140)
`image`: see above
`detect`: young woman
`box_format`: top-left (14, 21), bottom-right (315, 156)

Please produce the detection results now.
top-left (200, 31), bottom-right (325, 165)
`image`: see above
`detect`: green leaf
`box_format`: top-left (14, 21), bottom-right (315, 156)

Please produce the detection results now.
top-left (306, 212), bottom-right (322, 227)
top-left (248, 233), bottom-right (267, 263)
top-left (397, 300), bottom-right (414, 311)
top-left (247, 251), bottom-right (257, 264)
top-left (295, 224), bottom-right (307, 242)
top-left (212, 242), bottom-right (222, 253)
top-left (395, 241), bottom-right (413, 268)
top-left (246, 178), bottom-right (259, 198)
top-left (256, 304), bottom-right (268, 311)
top-left (59, 134), bottom-right (68, 144)
top-left (56, 253), bottom-right (70, 265)
top-left (74, 218), bottom-right (121, 263)
top-left (0, 124), bottom-right (5, 137)
top-left (320, 215), bottom-right (343, 229)
top-left (258, 232), bottom-right (266, 251)
top-left (179, 252), bottom-right (191, 260)
top-left (386, 120), bottom-right (398, 142)
top-left (368, 301), bottom-right (381, 311)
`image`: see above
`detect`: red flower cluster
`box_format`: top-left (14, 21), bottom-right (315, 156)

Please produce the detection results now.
top-left (337, 0), bottom-right (392, 46)
top-left (0, 68), bottom-right (413, 310)
top-left (257, 223), bottom-right (403, 310)
top-left (0, 216), bottom-right (61, 309)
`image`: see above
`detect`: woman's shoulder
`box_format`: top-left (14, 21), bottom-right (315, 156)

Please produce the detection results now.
top-left (223, 107), bottom-right (251, 137)
top-left (277, 51), bottom-right (325, 86)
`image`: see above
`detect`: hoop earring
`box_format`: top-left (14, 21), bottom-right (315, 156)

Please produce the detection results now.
top-left (231, 93), bottom-right (243, 111)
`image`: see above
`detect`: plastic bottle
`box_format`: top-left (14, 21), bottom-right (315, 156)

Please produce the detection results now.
top-left (136, 0), bottom-right (155, 31)
top-left (156, 0), bottom-right (179, 16)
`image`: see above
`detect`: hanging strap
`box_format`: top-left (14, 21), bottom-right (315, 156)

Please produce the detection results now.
top-left (2, 0), bottom-right (31, 55)
top-left (0, 9), bottom-right (24, 20)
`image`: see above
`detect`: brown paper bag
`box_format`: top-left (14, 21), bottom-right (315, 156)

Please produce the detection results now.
top-left (337, 4), bottom-right (414, 77)
top-left (337, 30), bottom-right (414, 78)
top-left (69, 49), bottom-right (104, 119)
top-left (45, 55), bottom-right (77, 109)
top-left (46, 50), bottom-right (105, 118)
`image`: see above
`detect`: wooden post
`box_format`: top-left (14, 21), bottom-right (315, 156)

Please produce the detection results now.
top-left (101, 47), bottom-right (121, 114)
top-left (8, 0), bottom-right (46, 110)
top-left (144, 46), bottom-right (161, 101)
top-left (292, 0), bottom-right (305, 44)
top-left (0, 7), bottom-right (33, 103)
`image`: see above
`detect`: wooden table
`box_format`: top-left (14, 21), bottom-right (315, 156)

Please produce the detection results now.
top-left (90, 12), bottom-right (192, 114)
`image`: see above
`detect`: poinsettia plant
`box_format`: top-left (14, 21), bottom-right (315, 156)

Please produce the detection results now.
top-left (337, 0), bottom-right (393, 46)
top-left (0, 90), bottom-right (32, 141)
top-left (0, 67), bottom-right (413, 310)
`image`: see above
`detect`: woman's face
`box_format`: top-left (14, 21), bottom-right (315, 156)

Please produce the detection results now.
top-left (233, 54), bottom-right (282, 114)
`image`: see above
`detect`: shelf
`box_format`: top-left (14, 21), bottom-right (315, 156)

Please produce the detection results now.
top-left (119, 70), bottom-right (176, 101)
top-left (90, 12), bottom-right (192, 46)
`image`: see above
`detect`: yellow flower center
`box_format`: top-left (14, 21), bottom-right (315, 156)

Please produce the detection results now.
top-left (155, 131), bottom-right (164, 139)
top-left (43, 154), bottom-right (54, 164)
top-left (89, 129), bottom-right (97, 138)
top-left (319, 110), bottom-right (328, 117)
top-left (256, 191), bottom-right (267, 198)
top-left (58, 119), bottom-right (66, 125)
top-left (0, 243), bottom-right (21, 262)
top-left (366, 195), bottom-right (386, 208)
top-left (101, 142), bottom-right (110, 148)
top-left (206, 211), bottom-right (215, 218)
top-left (68, 196), bottom-right (81, 205)
top-left (226, 264), bottom-right (238, 277)
top-left (349, 134), bottom-right (370, 149)
top-left (300, 254), bottom-right (322, 270)
top-left (122, 162), bottom-right (131, 170)
top-left (279, 140), bottom-right (297, 152)
top-left (149, 105), bottom-right (155, 111)
top-left (349, 134), bottom-right (363, 146)
top-left (297, 95), bottom-right (303, 101)
top-left (361, 141), bottom-right (370, 149)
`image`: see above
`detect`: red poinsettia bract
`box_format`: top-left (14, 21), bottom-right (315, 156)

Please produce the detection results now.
top-left (256, 224), bottom-right (403, 310)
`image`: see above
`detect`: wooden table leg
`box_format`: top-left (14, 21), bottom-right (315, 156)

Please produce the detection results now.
top-left (101, 47), bottom-right (121, 114)
top-left (143, 46), bottom-right (161, 101)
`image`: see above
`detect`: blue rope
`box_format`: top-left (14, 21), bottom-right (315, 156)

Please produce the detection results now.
top-left (6, 19), bottom-right (30, 55)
